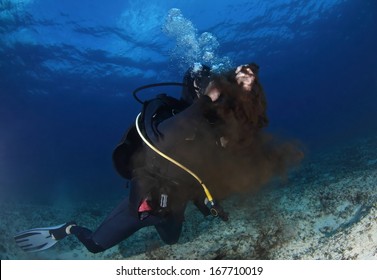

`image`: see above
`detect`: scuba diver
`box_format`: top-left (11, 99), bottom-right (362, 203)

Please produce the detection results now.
top-left (14, 63), bottom-right (267, 253)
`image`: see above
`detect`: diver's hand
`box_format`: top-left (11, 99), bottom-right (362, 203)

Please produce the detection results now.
top-left (204, 81), bottom-right (221, 102)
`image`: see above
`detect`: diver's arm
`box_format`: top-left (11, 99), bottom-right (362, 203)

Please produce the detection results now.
top-left (204, 81), bottom-right (221, 102)
top-left (169, 82), bottom-right (220, 126)
top-left (168, 95), bottom-right (211, 131)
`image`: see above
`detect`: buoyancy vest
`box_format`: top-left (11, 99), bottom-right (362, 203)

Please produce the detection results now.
top-left (112, 94), bottom-right (186, 180)
top-left (113, 93), bottom-right (228, 221)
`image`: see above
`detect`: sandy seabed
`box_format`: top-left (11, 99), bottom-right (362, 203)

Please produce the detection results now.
top-left (1, 135), bottom-right (376, 260)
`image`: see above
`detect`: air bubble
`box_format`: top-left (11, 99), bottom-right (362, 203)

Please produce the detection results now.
top-left (163, 8), bottom-right (232, 73)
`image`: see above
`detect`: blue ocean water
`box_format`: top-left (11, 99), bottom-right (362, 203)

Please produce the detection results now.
top-left (0, 0), bottom-right (376, 205)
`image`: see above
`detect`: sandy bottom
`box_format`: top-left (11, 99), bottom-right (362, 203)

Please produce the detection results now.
top-left (1, 135), bottom-right (376, 260)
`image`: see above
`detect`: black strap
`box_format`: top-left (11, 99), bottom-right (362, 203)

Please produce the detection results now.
top-left (133, 82), bottom-right (186, 104)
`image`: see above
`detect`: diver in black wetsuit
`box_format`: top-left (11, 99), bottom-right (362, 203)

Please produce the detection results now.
top-left (14, 63), bottom-right (266, 254)
top-left (69, 65), bottom-right (224, 253)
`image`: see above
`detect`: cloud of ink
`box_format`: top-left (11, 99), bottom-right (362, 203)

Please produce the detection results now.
top-left (169, 69), bottom-right (304, 200)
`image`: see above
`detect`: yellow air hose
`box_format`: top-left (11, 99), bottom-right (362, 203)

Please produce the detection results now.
top-left (135, 113), bottom-right (215, 206)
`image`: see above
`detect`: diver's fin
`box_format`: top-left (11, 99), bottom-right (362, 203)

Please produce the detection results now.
top-left (14, 222), bottom-right (75, 252)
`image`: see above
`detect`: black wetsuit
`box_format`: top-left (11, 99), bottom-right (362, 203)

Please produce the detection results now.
top-left (70, 96), bottom-right (215, 253)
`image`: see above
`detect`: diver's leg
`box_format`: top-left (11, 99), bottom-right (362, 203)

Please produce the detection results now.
top-left (70, 197), bottom-right (162, 253)
top-left (154, 203), bottom-right (187, 245)
top-left (69, 174), bottom-right (163, 253)
top-left (70, 226), bottom-right (103, 253)
top-left (154, 217), bottom-right (183, 245)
